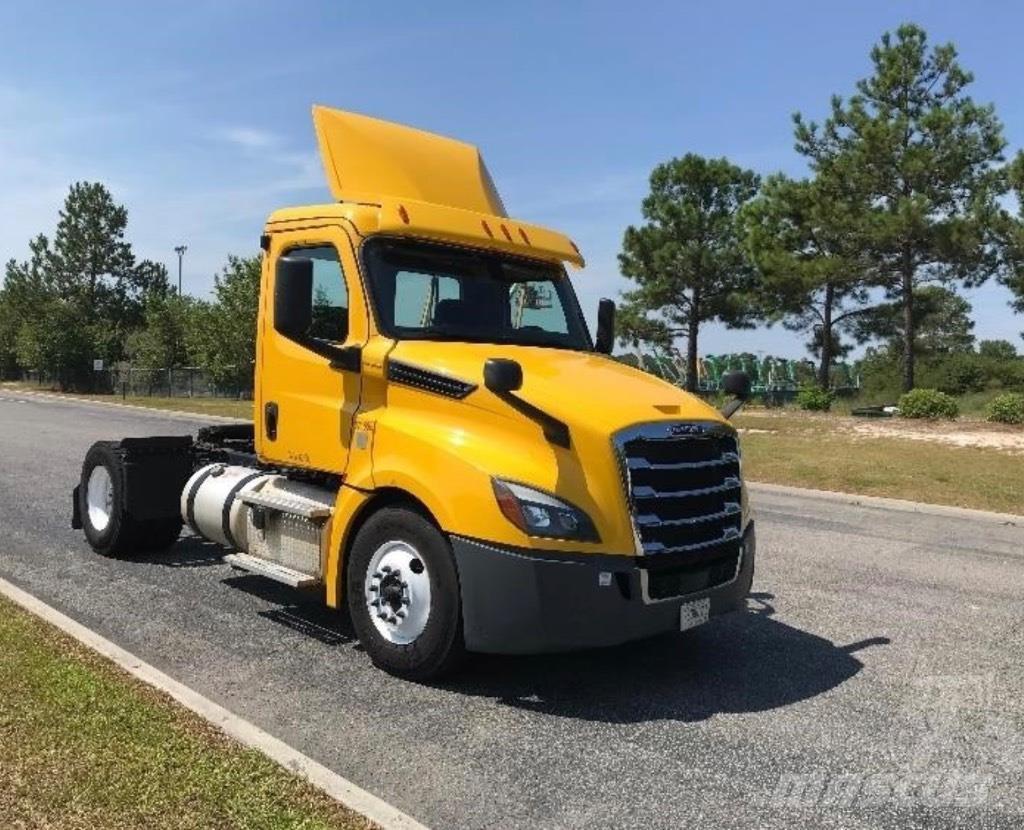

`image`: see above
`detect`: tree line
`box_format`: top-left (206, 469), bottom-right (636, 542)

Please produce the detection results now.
top-left (620, 23), bottom-right (1024, 393)
top-left (0, 182), bottom-right (260, 392)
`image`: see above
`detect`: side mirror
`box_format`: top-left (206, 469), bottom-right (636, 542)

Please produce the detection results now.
top-left (722, 371), bottom-right (751, 400)
top-left (720, 370), bottom-right (752, 419)
top-left (484, 358), bottom-right (523, 394)
top-left (274, 257), bottom-right (313, 340)
top-left (595, 298), bottom-right (616, 354)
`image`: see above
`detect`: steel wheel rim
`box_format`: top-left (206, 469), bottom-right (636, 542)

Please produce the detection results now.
top-left (365, 540), bottom-right (431, 645)
top-left (86, 465), bottom-right (114, 532)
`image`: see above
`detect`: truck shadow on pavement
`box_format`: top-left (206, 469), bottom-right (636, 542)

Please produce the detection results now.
top-left (221, 573), bottom-right (356, 647)
top-left (438, 592), bottom-right (891, 724)
top-left (131, 536), bottom-right (228, 568)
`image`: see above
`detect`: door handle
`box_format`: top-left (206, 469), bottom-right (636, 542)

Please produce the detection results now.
top-left (265, 402), bottom-right (279, 440)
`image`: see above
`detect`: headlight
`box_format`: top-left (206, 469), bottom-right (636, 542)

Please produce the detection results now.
top-left (491, 479), bottom-right (600, 542)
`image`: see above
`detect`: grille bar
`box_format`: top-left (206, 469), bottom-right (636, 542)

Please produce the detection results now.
top-left (642, 524), bottom-right (742, 555)
top-left (635, 502), bottom-right (741, 528)
top-left (632, 477), bottom-right (740, 500)
top-left (627, 453), bottom-right (739, 472)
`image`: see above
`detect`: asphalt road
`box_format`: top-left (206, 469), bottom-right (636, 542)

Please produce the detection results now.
top-left (1, 391), bottom-right (1022, 830)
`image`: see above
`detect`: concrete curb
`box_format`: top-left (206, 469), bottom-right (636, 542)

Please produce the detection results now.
top-left (0, 388), bottom-right (247, 423)
top-left (749, 481), bottom-right (1022, 525)
top-left (0, 576), bottom-right (429, 830)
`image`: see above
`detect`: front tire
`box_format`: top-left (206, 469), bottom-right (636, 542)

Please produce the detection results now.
top-left (78, 441), bottom-right (181, 556)
top-left (347, 507), bottom-right (465, 680)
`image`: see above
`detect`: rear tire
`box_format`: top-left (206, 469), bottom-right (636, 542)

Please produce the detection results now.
top-left (78, 441), bottom-right (182, 556)
top-left (347, 506), bottom-right (465, 681)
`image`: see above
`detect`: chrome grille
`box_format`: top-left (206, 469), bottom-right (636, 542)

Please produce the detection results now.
top-left (615, 422), bottom-right (742, 556)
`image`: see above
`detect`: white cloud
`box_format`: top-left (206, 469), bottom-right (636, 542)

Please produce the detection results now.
top-left (213, 126), bottom-right (280, 151)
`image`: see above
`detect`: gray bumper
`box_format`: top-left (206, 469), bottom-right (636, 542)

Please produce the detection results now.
top-left (452, 522), bottom-right (755, 654)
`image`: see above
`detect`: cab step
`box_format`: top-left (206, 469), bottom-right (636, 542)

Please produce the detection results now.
top-left (239, 490), bottom-right (333, 521)
top-left (223, 552), bottom-right (320, 588)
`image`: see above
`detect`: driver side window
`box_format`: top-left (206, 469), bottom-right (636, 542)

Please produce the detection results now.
top-left (286, 244), bottom-right (349, 342)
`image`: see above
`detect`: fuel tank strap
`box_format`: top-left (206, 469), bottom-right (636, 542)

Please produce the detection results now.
top-left (221, 472), bottom-right (267, 551)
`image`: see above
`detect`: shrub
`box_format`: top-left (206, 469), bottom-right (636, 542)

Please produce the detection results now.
top-left (986, 392), bottom-right (1024, 425)
top-left (898, 388), bottom-right (959, 420)
top-left (796, 386), bottom-right (835, 411)
top-left (932, 353), bottom-right (986, 396)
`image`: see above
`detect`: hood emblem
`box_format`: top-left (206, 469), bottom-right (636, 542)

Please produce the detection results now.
top-left (668, 423), bottom-right (707, 437)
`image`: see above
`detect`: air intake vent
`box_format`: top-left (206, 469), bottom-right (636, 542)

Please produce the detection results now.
top-left (387, 360), bottom-right (477, 400)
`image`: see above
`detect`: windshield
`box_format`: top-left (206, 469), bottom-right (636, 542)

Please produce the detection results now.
top-left (362, 238), bottom-right (593, 350)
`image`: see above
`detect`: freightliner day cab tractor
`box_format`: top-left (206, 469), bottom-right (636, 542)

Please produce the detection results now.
top-left (72, 107), bottom-right (756, 680)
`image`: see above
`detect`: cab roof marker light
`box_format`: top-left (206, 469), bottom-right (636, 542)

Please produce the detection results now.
top-left (518, 228), bottom-right (531, 245)
top-left (500, 224), bottom-right (513, 242)
top-left (397, 204), bottom-right (410, 224)
top-left (481, 219), bottom-right (494, 238)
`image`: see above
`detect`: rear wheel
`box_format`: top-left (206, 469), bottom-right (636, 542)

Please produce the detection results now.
top-left (78, 441), bottom-right (181, 556)
top-left (347, 506), bottom-right (465, 680)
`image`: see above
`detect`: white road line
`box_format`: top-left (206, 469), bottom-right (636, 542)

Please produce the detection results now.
top-left (0, 575), bottom-right (429, 830)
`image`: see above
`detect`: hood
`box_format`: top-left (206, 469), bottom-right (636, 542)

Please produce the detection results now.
top-left (388, 340), bottom-right (727, 438)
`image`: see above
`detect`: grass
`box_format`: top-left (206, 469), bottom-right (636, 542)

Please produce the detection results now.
top-left (735, 410), bottom-right (1024, 515)
top-left (5, 382), bottom-right (1021, 515)
top-left (0, 594), bottom-right (373, 830)
top-left (3, 382), bottom-right (253, 419)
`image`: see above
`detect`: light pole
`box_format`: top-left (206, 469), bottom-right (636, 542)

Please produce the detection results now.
top-left (174, 245), bottom-right (188, 295)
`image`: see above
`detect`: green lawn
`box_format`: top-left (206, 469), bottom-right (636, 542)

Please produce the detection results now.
top-left (736, 410), bottom-right (1024, 515)
top-left (0, 594), bottom-right (373, 830)
top-left (3, 382), bottom-right (253, 419)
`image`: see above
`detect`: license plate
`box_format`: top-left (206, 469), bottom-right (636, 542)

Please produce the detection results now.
top-left (680, 597), bottom-right (710, 631)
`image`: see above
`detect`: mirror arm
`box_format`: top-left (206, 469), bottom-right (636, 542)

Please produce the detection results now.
top-left (494, 390), bottom-right (571, 448)
top-left (289, 336), bottom-right (361, 373)
top-left (720, 398), bottom-right (746, 419)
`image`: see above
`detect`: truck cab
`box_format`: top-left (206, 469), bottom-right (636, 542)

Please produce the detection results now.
top-left (73, 107), bottom-right (755, 679)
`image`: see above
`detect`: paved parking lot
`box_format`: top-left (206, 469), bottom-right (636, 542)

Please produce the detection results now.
top-left (1, 391), bottom-right (1021, 829)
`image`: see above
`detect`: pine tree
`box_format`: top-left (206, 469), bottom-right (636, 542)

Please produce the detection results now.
top-left (794, 24), bottom-right (1011, 391)
top-left (618, 154), bottom-right (760, 392)
top-left (743, 174), bottom-right (873, 388)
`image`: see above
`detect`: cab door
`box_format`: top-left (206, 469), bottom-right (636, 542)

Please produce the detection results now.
top-left (256, 225), bottom-right (367, 475)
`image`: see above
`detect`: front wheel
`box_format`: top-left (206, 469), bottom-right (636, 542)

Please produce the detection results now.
top-left (346, 507), bottom-right (465, 680)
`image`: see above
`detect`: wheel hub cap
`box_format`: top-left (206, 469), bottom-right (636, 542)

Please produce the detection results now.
top-left (86, 465), bottom-right (114, 532)
top-left (365, 541), bottom-right (431, 645)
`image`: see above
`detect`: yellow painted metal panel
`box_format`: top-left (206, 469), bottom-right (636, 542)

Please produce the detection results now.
top-left (313, 106), bottom-right (507, 216)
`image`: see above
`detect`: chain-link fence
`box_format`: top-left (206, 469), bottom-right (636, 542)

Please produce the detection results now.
top-left (22, 367), bottom-right (252, 400)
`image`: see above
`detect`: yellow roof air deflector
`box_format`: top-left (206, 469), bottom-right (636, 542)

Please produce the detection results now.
top-left (313, 106), bottom-right (507, 216)
top-left (309, 105), bottom-right (585, 269)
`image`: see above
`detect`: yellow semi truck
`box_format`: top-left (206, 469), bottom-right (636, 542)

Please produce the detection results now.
top-left (72, 107), bottom-right (755, 679)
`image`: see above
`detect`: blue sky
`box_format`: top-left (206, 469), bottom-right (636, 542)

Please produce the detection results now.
top-left (1, 0), bottom-right (1022, 358)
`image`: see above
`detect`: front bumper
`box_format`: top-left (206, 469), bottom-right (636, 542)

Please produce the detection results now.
top-left (451, 521), bottom-right (755, 654)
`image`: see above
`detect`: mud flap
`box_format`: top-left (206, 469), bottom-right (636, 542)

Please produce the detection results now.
top-left (71, 484), bottom-right (82, 529)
